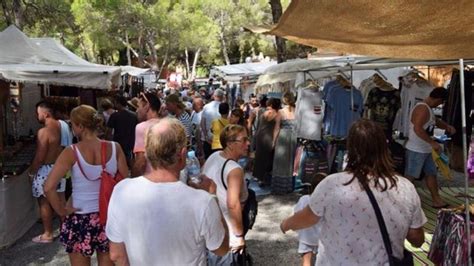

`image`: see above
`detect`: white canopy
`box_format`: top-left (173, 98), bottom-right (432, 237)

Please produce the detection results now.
top-left (210, 61), bottom-right (277, 81)
top-left (0, 25), bottom-right (120, 89)
top-left (120, 65), bottom-right (152, 77)
top-left (255, 56), bottom-right (474, 91)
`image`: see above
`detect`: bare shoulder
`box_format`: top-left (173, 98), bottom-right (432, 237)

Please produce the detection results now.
top-left (37, 127), bottom-right (50, 142)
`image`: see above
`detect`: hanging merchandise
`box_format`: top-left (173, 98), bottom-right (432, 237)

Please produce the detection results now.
top-left (467, 141), bottom-right (474, 179)
top-left (429, 208), bottom-right (474, 266)
top-left (322, 79), bottom-right (339, 134)
top-left (295, 85), bottom-right (324, 141)
top-left (395, 73), bottom-right (433, 138)
top-left (324, 77), bottom-right (363, 138)
top-left (442, 69), bottom-right (474, 147)
top-left (297, 139), bottom-right (329, 186)
top-left (360, 73), bottom-right (397, 103)
top-left (366, 86), bottom-right (401, 138)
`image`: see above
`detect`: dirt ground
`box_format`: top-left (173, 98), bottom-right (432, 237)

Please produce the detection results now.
top-left (0, 193), bottom-right (302, 266)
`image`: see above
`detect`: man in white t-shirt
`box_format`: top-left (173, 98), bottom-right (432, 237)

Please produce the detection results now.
top-left (201, 88), bottom-right (225, 159)
top-left (107, 118), bottom-right (229, 265)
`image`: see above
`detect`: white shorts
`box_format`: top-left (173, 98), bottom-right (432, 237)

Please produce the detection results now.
top-left (32, 164), bottom-right (66, 198)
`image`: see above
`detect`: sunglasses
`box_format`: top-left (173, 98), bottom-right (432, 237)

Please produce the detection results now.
top-left (231, 136), bottom-right (250, 143)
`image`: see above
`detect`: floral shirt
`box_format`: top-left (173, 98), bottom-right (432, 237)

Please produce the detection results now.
top-left (309, 172), bottom-right (426, 266)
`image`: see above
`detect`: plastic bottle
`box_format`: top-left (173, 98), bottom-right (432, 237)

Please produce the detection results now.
top-left (187, 150), bottom-right (202, 184)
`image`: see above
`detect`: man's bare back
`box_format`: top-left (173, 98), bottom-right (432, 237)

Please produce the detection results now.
top-left (38, 121), bottom-right (62, 164)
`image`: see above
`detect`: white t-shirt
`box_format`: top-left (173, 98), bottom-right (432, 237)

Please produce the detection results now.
top-left (106, 177), bottom-right (226, 266)
top-left (294, 195), bottom-right (321, 246)
top-left (201, 101), bottom-right (221, 141)
top-left (309, 172), bottom-right (427, 266)
top-left (295, 87), bottom-right (324, 140)
top-left (202, 152), bottom-right (248, 242)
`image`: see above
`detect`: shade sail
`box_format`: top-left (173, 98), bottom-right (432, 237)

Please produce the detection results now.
top-left (0, 25), bottom-right (120, 89)
top-left (261, 0), bottom-right (474, 59)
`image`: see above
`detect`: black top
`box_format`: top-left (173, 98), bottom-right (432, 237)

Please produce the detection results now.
top-left (107, 109), bottom-right (138, 153)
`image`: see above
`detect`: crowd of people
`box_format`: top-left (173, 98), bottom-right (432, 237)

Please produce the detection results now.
top-left (26, 79), bottom-right (458, 265)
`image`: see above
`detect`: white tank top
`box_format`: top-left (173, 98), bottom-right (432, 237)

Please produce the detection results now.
top-left (71, 142), bottom-right (118, 214)
top-left (405, 102), bottom-right (435, 153)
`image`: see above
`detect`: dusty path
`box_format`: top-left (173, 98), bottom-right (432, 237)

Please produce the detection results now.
top-left (0, 193), bottom-right (302, 266)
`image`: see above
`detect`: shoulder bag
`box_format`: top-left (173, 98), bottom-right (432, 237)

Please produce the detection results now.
top-left (72, 141), bottom-right (125, 225)
top-left (364, 183), bottom-right (414, 266)
top-left (221, 159), bottom-right (258, 235)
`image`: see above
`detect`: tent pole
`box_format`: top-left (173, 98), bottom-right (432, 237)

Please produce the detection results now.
top-left (350, 65), bottom-right (354, 123)
top-left (459, 58), bottom-right (471, 266)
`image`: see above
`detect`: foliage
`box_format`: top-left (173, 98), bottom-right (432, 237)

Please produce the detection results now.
top-left (0, 0), bottom-right (312, 77)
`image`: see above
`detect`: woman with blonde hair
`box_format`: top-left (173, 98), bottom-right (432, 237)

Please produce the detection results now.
top-left (202, 124), bottom-right (250, 265)
top-left (45, 105), bottom-right (128, 266)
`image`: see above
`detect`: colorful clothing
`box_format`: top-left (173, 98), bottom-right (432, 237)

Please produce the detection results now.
top-left (32, 164), bottom-right (66, 198)
top-left (60, 212), bottom-right (109, 256)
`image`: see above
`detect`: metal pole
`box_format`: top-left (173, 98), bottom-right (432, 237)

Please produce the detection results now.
top-left (459, 59), bottom-right (471, 266)
top-left (350, 66), bottom-right (354, 123)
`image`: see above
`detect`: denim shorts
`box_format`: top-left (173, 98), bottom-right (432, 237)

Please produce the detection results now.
top-left (405, 149), bottom-right (437, 179)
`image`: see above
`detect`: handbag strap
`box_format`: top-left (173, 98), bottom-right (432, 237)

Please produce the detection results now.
top-left (221, 159), bottom-right (233, 190)
top-left (71, 144), bottom-right (95, 181)
top-left (101, 141), bottom-right (107, 171)
top-left (363, 183), bottom-right (395, 262)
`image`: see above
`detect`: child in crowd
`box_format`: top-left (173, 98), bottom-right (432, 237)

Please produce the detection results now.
top-left (294, 172), bottom-right (326, 266)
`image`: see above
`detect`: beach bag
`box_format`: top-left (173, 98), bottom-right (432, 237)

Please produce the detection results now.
top-left (72, 141), bottom-right (124, 225)
top-left (221, 159), bottom-right (258, 234)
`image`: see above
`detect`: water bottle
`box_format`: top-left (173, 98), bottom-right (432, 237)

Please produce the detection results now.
top-left (187, 150), bottom-right (202, 184)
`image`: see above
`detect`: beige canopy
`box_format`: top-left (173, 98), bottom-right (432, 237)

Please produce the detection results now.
top-left (255, 0), bottom-right (474, 59)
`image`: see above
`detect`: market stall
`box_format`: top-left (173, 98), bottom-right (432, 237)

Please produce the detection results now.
top-left (252, 0), bottom-right (474, 264)
top-left (0, 25), bottom-right (121, 248)
top-left (210, 61), bottom-right (277, 100)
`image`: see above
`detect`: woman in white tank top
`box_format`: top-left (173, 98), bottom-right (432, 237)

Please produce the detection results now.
top-left (44, 105), bottom-right (128, 266)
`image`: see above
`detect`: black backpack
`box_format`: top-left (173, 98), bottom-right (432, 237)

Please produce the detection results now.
top-left (221, 159), bottom-right (258, 234)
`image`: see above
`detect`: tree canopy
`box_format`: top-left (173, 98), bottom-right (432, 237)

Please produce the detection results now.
top-left (0, 0), bottom-right (313, 79)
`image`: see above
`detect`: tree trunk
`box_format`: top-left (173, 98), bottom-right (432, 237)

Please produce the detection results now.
top-left (219, 12), bottom-right (230, 65)
top-left (191, 47), bottom-right (201, 80)
top-left (12, 0), bottom-right (23, 29)
top-left (0, 0), bottom-right (12, 26)
top-left (125, 32), bottom-right (131, 65)
top-left (158, 49), bottom-right (168, 80)
top-left (146, 36), bottom-right (159, 71)
top-left (269, 0), bottom-right (286, 63)
top-left (118, 37), bottom-right (150, 66)
top-left (185, 48), bottom-right (190, 79)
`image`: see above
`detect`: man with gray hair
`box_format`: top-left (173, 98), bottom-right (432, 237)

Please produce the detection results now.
top-left (106, 118), bottom-right (229, 265)
top-left (201, 88), bottom-right (225, 159)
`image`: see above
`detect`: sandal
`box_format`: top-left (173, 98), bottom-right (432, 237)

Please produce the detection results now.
top-left (32, 234), bottom-right (53, 244)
